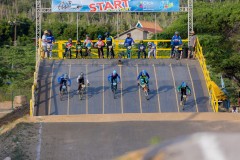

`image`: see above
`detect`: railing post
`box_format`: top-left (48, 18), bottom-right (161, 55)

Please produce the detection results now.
top-left (154, 41), bottom-right (158, 58)
top-left (31, 85), bottom-right (35, 116)
top-left (115, 40), bottom-right (119, 56)
top-left (30, 99), bottom-right (33, 116)
top-left (58, 41), bottom-right (63, 59)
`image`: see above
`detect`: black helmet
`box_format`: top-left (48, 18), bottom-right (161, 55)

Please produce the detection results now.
top-left (105, 32), bottom-right (109, 36)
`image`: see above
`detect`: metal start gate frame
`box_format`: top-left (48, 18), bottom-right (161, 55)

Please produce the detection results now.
top-left (35, 0), bottom-right (193, 54)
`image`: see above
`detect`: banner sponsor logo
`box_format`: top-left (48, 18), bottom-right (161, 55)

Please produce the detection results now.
top-left (52, 0), bottom-right (180, 12)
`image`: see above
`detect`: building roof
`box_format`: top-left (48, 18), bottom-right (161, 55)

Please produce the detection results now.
top-left (136, 20), bottom-right (163, 33)
top-left (114, 27), bottom-right (147, 38)
top-left (114, 20), bottom-right (163, 38)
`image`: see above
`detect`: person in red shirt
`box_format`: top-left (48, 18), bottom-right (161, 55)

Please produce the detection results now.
top-left (64, 38), bottom-right (73, 59)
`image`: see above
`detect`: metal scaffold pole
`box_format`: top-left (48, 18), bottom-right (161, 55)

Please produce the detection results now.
top-left (36, 0), bottom-right (41, 58)
top-left (77, 13), bottom-right (79, 40)
top-left (188, 0), bottom-right (193, 45)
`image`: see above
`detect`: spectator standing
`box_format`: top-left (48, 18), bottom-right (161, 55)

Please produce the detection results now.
top-left (46, 30), bottom-right (55, 59)
top-left (41, 30), bottom-right (48, 58)
top-left (188, 31), bottom-right (197, 59)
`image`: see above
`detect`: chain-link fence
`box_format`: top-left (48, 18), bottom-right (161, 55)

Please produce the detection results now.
top-left (0, 89), bottom-right (31, 109)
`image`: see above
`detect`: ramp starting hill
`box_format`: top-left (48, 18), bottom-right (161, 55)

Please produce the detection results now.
top-left (35, 59), bottom-right (210, 116)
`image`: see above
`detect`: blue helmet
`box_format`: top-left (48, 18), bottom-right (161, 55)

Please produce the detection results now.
top-left (98, 35), bottom-right (102, 39)
top-left (142, 70), bottom-right (146, 76)
top-left (181, 82), bottom-right (187, 87)
top-left (113, 70), bottom-right (117, 76)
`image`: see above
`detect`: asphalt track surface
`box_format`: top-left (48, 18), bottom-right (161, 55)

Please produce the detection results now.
top-left (35, 59), bottom-right (210, 116)
top-left (35, 114), bottom-right (240, 160)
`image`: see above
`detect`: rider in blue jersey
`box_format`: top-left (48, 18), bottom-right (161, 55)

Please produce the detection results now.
top-left (57, 73), bottom-right (71, 92)
top-left (171, 31), bottom-right (182, 57)
top-left (124, 33), bottom-right (135, 47)
top-left (46, 30), bottom-right (55, 59)
top-left (124, 33), bottom-right (134, 58)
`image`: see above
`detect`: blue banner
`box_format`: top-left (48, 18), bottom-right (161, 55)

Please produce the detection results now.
top-left (52, 0), bottom-right (180, 12)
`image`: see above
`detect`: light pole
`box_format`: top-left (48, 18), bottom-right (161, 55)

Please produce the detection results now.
top-left (8, 20), bottom-right (18, 46)
top-left (77, 13), bottom-right (79, 40)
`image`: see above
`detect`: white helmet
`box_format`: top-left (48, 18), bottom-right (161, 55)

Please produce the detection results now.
top-left (147, 42), bottom-right (152, 46)
top-left (63, 73), bottom-right (68, 79)
top-left (80, 72), bottom-right (84, 78)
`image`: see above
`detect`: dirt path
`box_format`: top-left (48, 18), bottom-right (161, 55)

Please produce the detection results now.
top-left (0, 101), bottom-right (21, 118)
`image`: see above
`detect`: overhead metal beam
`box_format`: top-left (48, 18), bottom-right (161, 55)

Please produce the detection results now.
top-left (41, 8), bottom-right (52, 12)
top-left (180, 7), bottom-right (188, 12)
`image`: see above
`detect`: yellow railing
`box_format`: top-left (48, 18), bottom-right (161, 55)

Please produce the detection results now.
top-left (195, 38), bottom-right (219, 112)
top-left (30, 38), bottom-right (41, 116)
top-left (49, 39), bottom-right (189, 59)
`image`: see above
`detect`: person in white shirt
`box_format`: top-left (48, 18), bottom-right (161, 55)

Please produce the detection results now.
top-left (42, 30), bottom-right (48, 58)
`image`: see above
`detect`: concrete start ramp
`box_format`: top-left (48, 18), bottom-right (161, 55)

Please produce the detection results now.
top-left (35, 59), bottom-right (210, 116)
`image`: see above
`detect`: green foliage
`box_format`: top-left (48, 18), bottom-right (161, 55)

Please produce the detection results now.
top-left (0, 45), bottom-right (35, 92)
top-left (221, 54), bottom-right (240, 78)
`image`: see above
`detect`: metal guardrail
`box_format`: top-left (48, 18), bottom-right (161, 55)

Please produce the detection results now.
top-left (47, 39), bottom-right (189, 59)
top-left (195, 38), bottom-right (219, 112)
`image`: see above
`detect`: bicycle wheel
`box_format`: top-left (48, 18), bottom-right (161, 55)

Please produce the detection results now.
top-left (88, 49), bottom-right (92, 59)
top-left (60, 90), bottom-right (63, 101)
top-left (144, 90), bottom-right (149, 100)
top-left (79, 90), bottom-right (83, 100)
top-left (112, 89), bottom-right (116, 99)
top-left (182, 95), bottom-right (186, 107)
top-left (175, 50), bottom-right (180, 60)
top-left (68, 50), bottom-right (71, 59)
